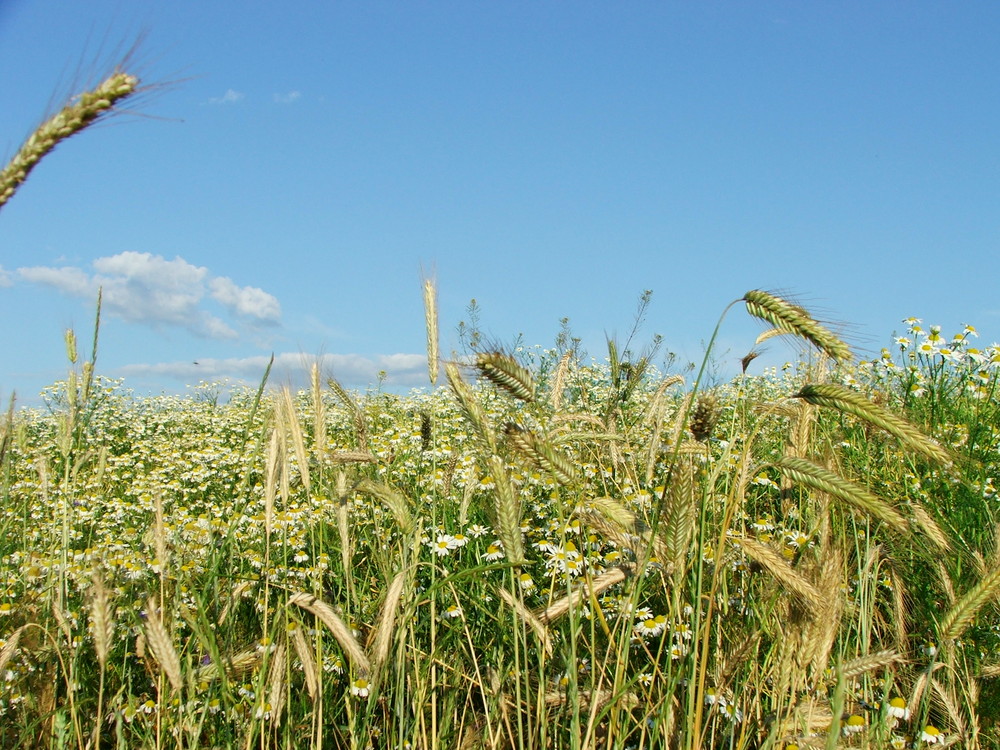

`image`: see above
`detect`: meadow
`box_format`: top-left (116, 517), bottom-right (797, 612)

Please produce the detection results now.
top-left (0, 288), bottom-right (999, 750)
top-left (4, 67), bottom-right (1000, 750)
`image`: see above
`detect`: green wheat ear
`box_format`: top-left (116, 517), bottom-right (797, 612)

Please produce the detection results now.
top-left (742, 290), bottom-right (852, 363)
top-left (796, 383), bottom-right (951, 465)
top-left (1, 71), bottom-right (139, 210)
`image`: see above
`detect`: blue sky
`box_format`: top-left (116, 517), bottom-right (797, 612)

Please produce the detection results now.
top-left (2, 2), bottom-right (999, 406)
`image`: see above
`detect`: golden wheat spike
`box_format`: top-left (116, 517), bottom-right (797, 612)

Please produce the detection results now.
top-left (423, 277), bottom-right (439, 385)
top-left (1, 71), bottom-right (139, 209)
top-left (288, 593), bottom-right (371, 674)
top-left (938, 566), bottom-right (1000, 644)
top-left (743, 290), bottom-right (852, 363)
top-left (503, 422), bottom-right (578, 486)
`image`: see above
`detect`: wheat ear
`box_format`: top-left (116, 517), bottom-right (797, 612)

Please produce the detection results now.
top-left (503, 423), bottom-right (578, 485)
top-left (488, 455), bottom-right (525, 565)
top-left (423, 276), bottom-right (439, 385)
top-left (476, 351), bottom-right (536, 402)
top-left (735, 537), bottom-right (823, 615)
top-left (288, 593), bottom-right (370, 673)
top-left (265, 642), bottom-right (288, 727)
top-left (144, 598), bottom-right (183, 692)
top-left (370, 568), bottom-right (408, 677)
top-left (89, 572), bottom-right (115, 670)
top-left (1, 71), bottom-right (139, 209)
top-left (796, 383), bottom-right (951, 464)
top-left (288, 622), bottom-right (319, 702)
top-left (938, 566), bottom-right (1000, 643)
top-left (445, 362), bottom-right (497, 453)
top-left (742, 290), bottom-right (852, 362)
top-left (356, 479), bottom-right (415, 534)
top-left (773, 456), bottom-right (909, 534)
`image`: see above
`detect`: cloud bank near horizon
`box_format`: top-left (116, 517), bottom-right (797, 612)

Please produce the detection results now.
top-left (116, 351), bottom-right (429, 392)
top-left (18, 251), bottom-right (282, 340)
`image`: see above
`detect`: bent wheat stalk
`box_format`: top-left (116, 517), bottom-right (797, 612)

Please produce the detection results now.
top-left (743, 290), bottom-right (852, 363)
top-left (1, 71), bottom-right (139, 209)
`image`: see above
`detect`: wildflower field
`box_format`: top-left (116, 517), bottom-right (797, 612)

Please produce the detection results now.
top-left (1, 293), bottom-right (999, 750)
top-left (4, 64), bottom-right (1000, 750)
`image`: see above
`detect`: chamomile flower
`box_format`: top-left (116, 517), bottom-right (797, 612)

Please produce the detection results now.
top-left (842, 714), bottom-right (866, 735)
top-left (885, 696), bottom-right (911, 720)
top-left (921, 725), bottom-right (942, 744)
top-left (634, 614), bottom-right (667, 638)
top-left (429, 535), bottom-right (458, 557)
top-left (350, 678), bottom-right (370, 698)
top-left (482, 543), bottom-right (505, 562)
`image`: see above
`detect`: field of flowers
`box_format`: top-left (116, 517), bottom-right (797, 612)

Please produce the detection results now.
top-left (1, 299), bottom-right (999, 750)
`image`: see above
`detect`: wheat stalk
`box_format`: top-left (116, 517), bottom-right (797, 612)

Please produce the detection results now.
top-left (742, 290), bottom-right (852, 362)
top-left (796, 383), bottom-right (951, 464)
top-left (938, 565), bottom-right (1000, 643)
top-left (476, 351), bottom-right (536, 402)
top-left (488, 455), bottom-right (525, 565)
top-left (423, 276), bottom-right (439, 385)
top-left (1, 71), bottom-right (139, 210)
top-left (773, 456), bottom-right (909, 534)
top-left (288, 593), bottom-right (370, 673)
top-left (143, 597), bottom-right (183, 692)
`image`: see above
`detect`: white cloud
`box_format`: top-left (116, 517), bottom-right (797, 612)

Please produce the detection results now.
top-left (0, 266), bottom-right (12, 287)
top-left (208, 89), bottom-right (245, 105)
top-left (118, 352), bottom-right (428, 391)
top-left (19, 251), bottom-right (281, 340)
top-left (273, 91), bottom-right (301, 104)
top-left (209, 277), bottom-right (281, 324)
